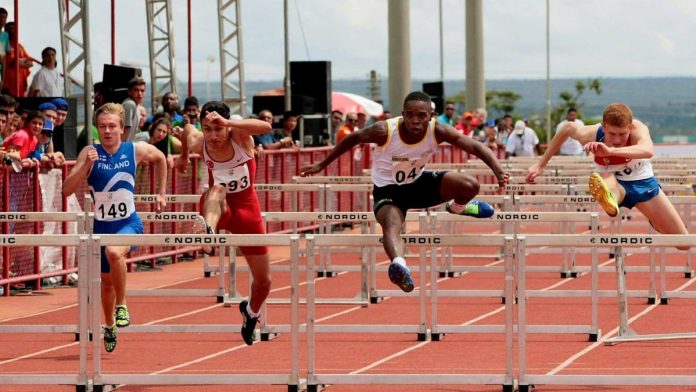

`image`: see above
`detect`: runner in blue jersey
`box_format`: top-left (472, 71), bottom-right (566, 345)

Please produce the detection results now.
top-left (64, 103), bottom-right (167, 352)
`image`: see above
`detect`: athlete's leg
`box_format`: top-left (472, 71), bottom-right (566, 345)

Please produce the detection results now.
top-left (245, 253), bottom-right (272, 313)
top-left (589, 172), bottom-right (626, 217)
top-left (439, 172), bottom-right (479, 204)
top-left (104, 245), bottom-right (131, 309)
top-left (635, 191), bottom-right (689, 250)
top-left (201, 184), bottom-right (228, 229)
top-left (375, 204), bottom-right (406, 261)
top-left (101, 272), bottom-right (116, 327)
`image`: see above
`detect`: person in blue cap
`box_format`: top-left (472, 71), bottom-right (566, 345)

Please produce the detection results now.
top-left (29, 118), bottom-right (64, 167)
top-left (51, 98), bottom-right (69, 127)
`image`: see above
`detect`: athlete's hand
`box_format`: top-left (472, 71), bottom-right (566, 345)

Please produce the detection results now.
top-left (86, 146), bottom-right (98, 166)
top-left (155, 194), bottom-right (166, 213)
top-left (584, 142), bottom-right (613, 157)
top-left (526, 163), bottom-right (544, 184)
top-left (300, 163), bottom-right (322, 177)
top-left (497, 172), bottom-right (510, 193)
top-left (173, 155), bottom-right (189, 174)
top-left (204, 111), bottom-right (227, 126)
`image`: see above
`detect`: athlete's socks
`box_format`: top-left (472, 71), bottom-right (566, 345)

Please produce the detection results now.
top-left (447, 201), bottom-right (467, 214)
top-left (392, 256), bottom-right (407, 268)
top-left (246, 302), bottom-right (260, 319)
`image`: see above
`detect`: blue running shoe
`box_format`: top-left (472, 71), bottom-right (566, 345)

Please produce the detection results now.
top-left (388, 262), bottom-right (414, 293)
top-left (446, 199), bottom-right (495, 218)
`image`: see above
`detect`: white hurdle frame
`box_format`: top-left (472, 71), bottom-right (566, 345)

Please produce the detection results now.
top-left (0, 234), bottom-right (89, 390)
top-left (304, 234), bottom-right (515, 392)
top-left (517, 234), bottom-right (696, 392)
top-left (430, 212), bottom-right (601, 341)
top-left (90, 234), bottom-right (302, 391)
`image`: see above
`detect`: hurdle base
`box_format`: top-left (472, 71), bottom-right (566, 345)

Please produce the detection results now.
top-left (605, 331), bottom-right (696, 345)
top-left (431, 332), bottom-right (445, 342)
top-left (370, 296), bottom-right (384, 304)
top-left (438, 271), bottom-right (447, 278)
top-left (317, 271), bottom-right (338, 278)
top-left (518, 384), bottom-right (530, 392)
top-left (306, 384), bottom-right (325, 392)
top-left (589, 331), bottom-right (600, 342)
top-left (74, 332), bottom-right (93, 342)
top-left (647, 297), bottom-right (656, 305)
top-left (686, 271), bottom-right (694, 278)
top-left (260, 332), bottom-right (280, 342)
top-left (417, 332), bottom-right (428, 341)
top-left (660, 297), bottom-right (669, 305)
top-left (503, 384), bottom-right (514, 392)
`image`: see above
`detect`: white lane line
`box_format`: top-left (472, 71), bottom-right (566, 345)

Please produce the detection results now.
top-left (0, 342), bottom-right (77, 365)
top-left (0, 303), bottom-right (78, 323)
top-left (547, 275), bottom-right (696, 376)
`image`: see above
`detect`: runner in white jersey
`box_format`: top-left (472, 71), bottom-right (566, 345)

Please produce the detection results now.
top-left (527, 102), bottom-right (688, 250)
top-left (301, 91), bottom-right (509, 292)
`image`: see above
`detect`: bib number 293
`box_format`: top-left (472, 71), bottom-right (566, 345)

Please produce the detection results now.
top-left (223, 175), bottom-right (249, 192)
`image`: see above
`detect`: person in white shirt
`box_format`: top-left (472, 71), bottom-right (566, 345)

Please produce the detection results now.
top-left (29, 47), bottom-right (64, 97)
top-left (555, 108), bottom-right (585, 156)
top-left (505, 120), bottom-right (540, 158)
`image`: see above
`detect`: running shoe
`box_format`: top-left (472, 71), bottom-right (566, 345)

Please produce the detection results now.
top-left (115, 305), bottom-right (130, 328)
top-left (388, 262), bottom-right (414, 293)
top-left (239, 300), bottom-right (258, 345)
top-left (192, 215), bottom-right (215, 256)
top-left (445, 199), bottom-right (495, 218)
top-left (589, 172), bottom-right (619, 217)
top-left (103, 325), bottom-right (117, 353)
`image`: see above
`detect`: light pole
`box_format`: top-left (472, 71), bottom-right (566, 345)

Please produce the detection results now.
top-left (545, 0), bottom-right (552, 145)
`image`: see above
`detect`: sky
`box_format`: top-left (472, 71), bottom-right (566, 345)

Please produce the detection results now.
top-left (10, 0), bottom-right (696, 85)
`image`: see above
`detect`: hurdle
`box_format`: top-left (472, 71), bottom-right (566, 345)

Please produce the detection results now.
top-left (304, 234), bottom-right (514, 392)
top-left (430, 212), bottom-right (601, 341)
top-left (90, 234), bottom-right (303, 392)
top-left (517, 234), bottom-right (696, 392)
top-left (0, 234), bottom-right (90, 390)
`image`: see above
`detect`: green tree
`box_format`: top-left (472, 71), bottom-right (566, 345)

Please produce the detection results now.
top-left (550, 78), bottom-right (603, 128)
top-left (486, 90), bottom-right (521, 117)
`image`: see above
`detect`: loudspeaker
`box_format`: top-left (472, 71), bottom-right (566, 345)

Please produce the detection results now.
top-left (103, 64), bottom-right (142, 104)
top-left (423, 81), bottom-right (445, 114)
top-left (290, 61), bottom-right (331, 114)
top-left (299, 117), bottom-right (329, 147)
top-left (252, 95), bottom-right (284, 117)
top-left (15, 96), bottom-right (79, 159)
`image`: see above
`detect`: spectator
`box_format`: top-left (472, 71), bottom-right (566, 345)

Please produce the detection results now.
top-left (497, 114), bottom-right (513, 146)
top-left (37, 102), bottom-right (58, 124)
top-left (357, 112), bottom-right (369, 129)
top-left (137, 105), bottom-right (147, 132)
top-left (253, 109), bottom-right (290, 153)
top-left (28, 47), bottom-right (63, 97)
top-left (335, 112), bottom-right (357, 144)
top-left (2, 111), bottom-right (43, 168)
top-left (0, 110), bottom-right (8, 144)
top-left (122, 77), bottom-right (146, 141)
top-left (2, 22), bottom-right (33, 97)
top-left (437, 102), bottom-right (457, 126)
top-left (0, 93), bottom-right (15, 116)
top-left (182, 96), bottom-right (201, 129)
top-left (505, 120), bottom-right (540, 158)
top-left (77, 82), bottom-right (106, 151)
top-left (329, 110), bottom-right (343, 144)
top-left (6, 112), bottom-right (19, 136)
top-left (29, 119), bottom-right (65, 168)
top-left (0, 8), bottom-right (9, 75)
top-left (52, 98), bottom-right (68, 127)
top-left (555, 108), bottom-right (586, 156)
top-left (483, 120), bottom-right (503, 153)
top-left (140, 115), bottom-right (181, 168)
top-left (160, 91), bottom-right (184, 126)
top-left (455, 112), bottom-right (474, 136)
top-left (272, 111), bottom-right (299, 149)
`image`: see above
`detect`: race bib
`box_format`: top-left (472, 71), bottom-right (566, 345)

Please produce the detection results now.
top-left (93, 189), bottom-right (136, 222)
top-left (212, 163), bottom-right (251, 193)
top-left (392, 157), bottom-right (427, 185)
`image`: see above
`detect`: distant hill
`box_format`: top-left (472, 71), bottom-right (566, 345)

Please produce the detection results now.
top-left (181, 77), bottom-right (696, 142)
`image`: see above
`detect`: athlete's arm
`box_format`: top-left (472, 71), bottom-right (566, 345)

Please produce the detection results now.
top-left (436, 124), bottom-right (508, 185)
top-left (300, 122), bottom-right (388, 176)
top-left (174, 123), bottom-right (203, 173)
top-left (526, 123), bottom-right (596, 183)
top-left (63, 146), bottom-right (98, 196)
top-left (205, 111), bottom-right (271, 137)
top-left (587, 120), bottom-right (653, 159)
top-left (136, 141), bottom-right (168, 212)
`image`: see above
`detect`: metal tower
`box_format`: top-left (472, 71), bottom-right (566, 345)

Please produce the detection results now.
top-left (145, 0), bottom-right (178, 111)
top-left (217, 0), bottom-right (246, 115)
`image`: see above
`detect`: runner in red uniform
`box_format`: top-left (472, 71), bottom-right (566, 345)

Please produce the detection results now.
top-left (175, 101), bottom-right (272, 345)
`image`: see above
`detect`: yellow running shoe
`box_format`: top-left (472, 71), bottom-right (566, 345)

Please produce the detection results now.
top-left (589, 172), bottom-right (619, 217)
